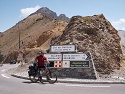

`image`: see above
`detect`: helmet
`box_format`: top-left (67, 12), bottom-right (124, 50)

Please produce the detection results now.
top-left (38, 50), bottom-right (45, 54)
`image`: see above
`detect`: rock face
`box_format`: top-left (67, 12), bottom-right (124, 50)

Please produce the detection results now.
top-left (51, 14), bottom-right (123, 74)
top-left (118, 30), bottom-right (125, 54)
top-left (118, 30), bottom-right (125, 67)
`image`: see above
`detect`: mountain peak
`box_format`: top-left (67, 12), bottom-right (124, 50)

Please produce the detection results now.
top-left (58, 14), bottom-right (69, 21)
top-left (30, 7), bottom-right (57, 19)
top-left (30, 7), bottom-right (69, 22)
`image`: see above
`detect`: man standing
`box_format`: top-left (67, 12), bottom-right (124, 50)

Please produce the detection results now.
top-left (35, 51), bottom-right (50, 80)
top-left (35, 51), bottom-right (50, 67)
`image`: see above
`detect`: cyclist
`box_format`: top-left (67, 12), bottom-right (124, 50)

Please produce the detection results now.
top-left (35, 51), bottom-right (50, 80)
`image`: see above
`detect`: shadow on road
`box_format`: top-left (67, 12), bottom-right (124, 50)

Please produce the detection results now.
top-left (22, 81), bottom-right (33, 84)
top-left (22, 81), bottom-right (50, 85)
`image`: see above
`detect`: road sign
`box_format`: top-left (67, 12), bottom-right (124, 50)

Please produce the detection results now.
top-left (49, 61), bottom-right (54, 67)
top-left (17, 50), bottom-right (24, 61)
top-left (54, 61), bottom-right (62, 68)
top-left (44, 54), bottom-right (62, 61)
top-left (70, 61), bottom-right (90, 68)
top-left (44, 52), bottom-right (90, 68)
top-left (50, 45), bottom-right (76, 52)
top-left (63, 53), bottom-right (87, 61)
top-left (62, 61), bottom-right (70, 68)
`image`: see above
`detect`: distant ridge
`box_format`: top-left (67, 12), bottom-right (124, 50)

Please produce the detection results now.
top-left (30, 7), bottom-right (69, 21)
top-left (58, 14), bottom-right (69, 22)
top-left (118, 30), bottom-right (125, 54)
top-left (30, 7), bottom-right (57, 19)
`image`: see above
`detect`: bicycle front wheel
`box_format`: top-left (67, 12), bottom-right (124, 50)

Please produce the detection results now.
top-left (48, 71), bottom-right (57, 84)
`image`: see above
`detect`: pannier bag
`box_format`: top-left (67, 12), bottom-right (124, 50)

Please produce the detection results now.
top-left (28, 63), bottom-right (38, 76)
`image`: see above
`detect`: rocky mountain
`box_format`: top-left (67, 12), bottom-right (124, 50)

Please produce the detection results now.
top-left (51, 14), bottom-right (123, 74)
top-left (0, 7), bottom-right (68, 63)
top-left (118, 30), bottom-right (125, 54)
top-left (30, 7), bottom-right (57, 19)
top-left (118, 30), bottom-right (125, 67)
top-left (0, 32), bottom-right (3, 37)
top-left (30, 7), bottom-right (69, 22)
top-left (58, 14), bottom-right (69, 22)
top-left (0, 6), bottom-right (124, 74)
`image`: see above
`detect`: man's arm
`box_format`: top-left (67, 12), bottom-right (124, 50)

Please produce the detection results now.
top-left (34, 57), bottom-right (38, 63)
top-left (44, 55), bottom-right (50, 64)
top-left (46, 58), bottom-right (50, 64)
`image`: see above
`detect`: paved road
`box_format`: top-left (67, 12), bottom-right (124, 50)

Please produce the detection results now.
top-left (0, 64), bottom-right (125, 94)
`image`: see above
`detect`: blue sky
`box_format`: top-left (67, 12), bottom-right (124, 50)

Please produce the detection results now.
top-left (0, 0), bottom-right (125, 32)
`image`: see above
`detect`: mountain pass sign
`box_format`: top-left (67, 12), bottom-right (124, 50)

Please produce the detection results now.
top-left (63, 53), bottom-right (87, 61)
top-left (50, 45), bottom-right (76, 52)
top-left (45, 53), bottom-right (88, 61)
top-left (44, 54), bottom-right (62, 61)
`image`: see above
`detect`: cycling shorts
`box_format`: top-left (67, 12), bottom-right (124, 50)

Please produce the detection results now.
top-left (38, 66), bottom-right (45, 69)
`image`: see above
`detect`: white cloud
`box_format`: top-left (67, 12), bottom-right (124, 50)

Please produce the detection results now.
top-left (20, 5), bottom-right (41, 18)
top-left (111, 18), bottom-right (125, 30)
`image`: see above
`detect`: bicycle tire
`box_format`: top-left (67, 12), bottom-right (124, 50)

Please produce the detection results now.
top-left (29, 75), bottom-right (39, 83)
top-left (39, 76), bottom-right (43, 83)
top-left (39, 69), bottom-right (47, 83)
top-left (48, 71), bottom-right (57, 84)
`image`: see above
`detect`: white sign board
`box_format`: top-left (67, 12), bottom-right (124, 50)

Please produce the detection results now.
top-left (62, 61), bottom-right (70, 68)
top-left (50, 45), bottom-right (75, 52)
top-left (17, 51), bottom-right (24, 61)
top-left (63, 53), bottom-right (87, 61)
top-left (44, 54), bottom-right (62, 61)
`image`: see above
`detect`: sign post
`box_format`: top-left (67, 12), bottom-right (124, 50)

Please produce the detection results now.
top-left (44, 54), bottom-right (62, 68)
top-left (44, 54), bottom-right (62, 61)
top-left (63, 53), bottom-right (87, 61)
top-left (70, 61), bottom-right (90, 68)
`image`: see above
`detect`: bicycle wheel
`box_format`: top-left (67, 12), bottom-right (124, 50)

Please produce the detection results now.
top-left (29, 74), bottom-right (39, 83)
top-left (39, 71), bottom-right (46, 83)
top-left (48, 71), bottom-right (57, 84)
top-left (39, 75), bottom-right (43, 83)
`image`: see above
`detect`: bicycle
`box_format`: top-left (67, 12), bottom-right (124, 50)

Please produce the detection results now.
top-left (28, 63), bottom-right (57, 84)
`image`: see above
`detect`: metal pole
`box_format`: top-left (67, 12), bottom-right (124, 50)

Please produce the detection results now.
top-left (18, 24), bottom-right (20, 49)
top-left (89, 51), bottom-right (98, 79)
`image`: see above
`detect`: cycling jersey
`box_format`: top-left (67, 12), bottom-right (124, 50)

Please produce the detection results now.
top-left (35, 55), bottom-right (47, 66)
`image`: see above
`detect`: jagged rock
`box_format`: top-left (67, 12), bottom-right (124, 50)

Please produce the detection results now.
top-left (51, 14), bottom-right (123, 74)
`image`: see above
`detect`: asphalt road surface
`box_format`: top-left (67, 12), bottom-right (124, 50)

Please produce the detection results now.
top-left (0, 64), bottom-right (125, 94)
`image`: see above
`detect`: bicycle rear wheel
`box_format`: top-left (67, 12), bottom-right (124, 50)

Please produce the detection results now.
top-left (48, 71), bottom-right (57, 84)
top-left (29, 75), bottom-right (39, 83)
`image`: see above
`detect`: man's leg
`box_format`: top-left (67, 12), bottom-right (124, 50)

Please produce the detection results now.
top-left (45, 68), bottom-right (51, 80)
